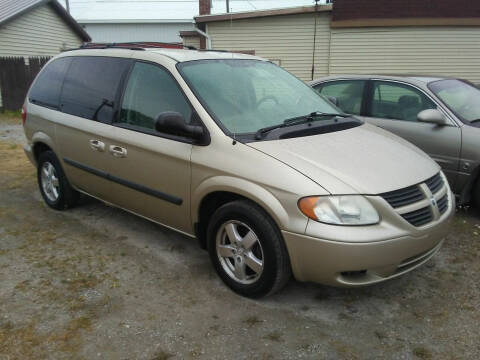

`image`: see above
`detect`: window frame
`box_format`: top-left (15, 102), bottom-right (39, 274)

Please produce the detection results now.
top-left (365, 79), bottom-right (456, 126)
top-left (114, 59), bottom-right (208, 145)
top-left (314, 79), bottom-right (369, 116)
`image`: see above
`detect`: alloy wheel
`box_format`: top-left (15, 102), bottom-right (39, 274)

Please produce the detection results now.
top-left (216, 220), bottom-right (264, 284)
top-left (40, 161), bottom-right (60, 202)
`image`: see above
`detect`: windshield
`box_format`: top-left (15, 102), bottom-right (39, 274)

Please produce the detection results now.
top-left (177, 59), bottom-right (341, 134)
top-left (429, 79), bottom-right (480, 123)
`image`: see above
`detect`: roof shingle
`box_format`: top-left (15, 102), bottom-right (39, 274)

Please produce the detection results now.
top-left (0, 0), bottom-right (91, 41)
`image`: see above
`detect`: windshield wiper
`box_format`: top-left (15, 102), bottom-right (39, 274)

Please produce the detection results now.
top-left (469, 119), bottom-right (480, 123)
top-left (255, 112), bottom-right (349, 140)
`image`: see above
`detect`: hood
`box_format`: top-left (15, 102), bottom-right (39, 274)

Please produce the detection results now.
top-left (248, 123), bottom-right (439, 194)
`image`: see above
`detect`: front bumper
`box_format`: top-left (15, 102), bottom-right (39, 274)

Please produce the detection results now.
top-left (283, 191), bottom-right (455, 286)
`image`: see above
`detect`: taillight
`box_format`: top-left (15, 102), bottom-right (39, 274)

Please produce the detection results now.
top-left (21, 106), bottom-right (26, 125)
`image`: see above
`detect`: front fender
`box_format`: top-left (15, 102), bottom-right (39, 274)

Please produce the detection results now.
top-left (192, 176), bottom-right (303, 232)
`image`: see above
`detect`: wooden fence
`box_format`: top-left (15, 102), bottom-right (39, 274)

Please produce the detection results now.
top-left (0, 56), bottom-right (51, 111)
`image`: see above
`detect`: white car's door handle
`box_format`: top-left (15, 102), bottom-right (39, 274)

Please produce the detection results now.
top-left (89, 139), bottom-right (105, 152)
top-left (109, 145), bottom-right (127, 158)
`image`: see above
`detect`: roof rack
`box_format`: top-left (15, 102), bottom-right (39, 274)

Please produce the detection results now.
top-left (66, 42), bottom-right (185, 51)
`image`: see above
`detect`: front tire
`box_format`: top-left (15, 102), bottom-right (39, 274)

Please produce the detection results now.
top-left (37, 151), bottom-right (78, 210)
top-left (207, 200), bottom-right (291, 298)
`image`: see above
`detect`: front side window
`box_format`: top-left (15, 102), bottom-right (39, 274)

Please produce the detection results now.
top-left (178, 60), bottom-right (340, 135)
top-left (116, 62), bottom-right (192, 132)
top-left (371, 81), bottom-right (436, 122)
top-left (29, 57), bottom-right (71, 109)
top-left (429, 79), bottom-right (480, 123)
top-left (315, 80), bottom-right (366, 115)
top-left (60, 56), bottom-right (131, 122)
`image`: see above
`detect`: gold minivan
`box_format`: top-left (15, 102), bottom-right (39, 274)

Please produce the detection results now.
top-left (23, 47), bottom-right (454, 297)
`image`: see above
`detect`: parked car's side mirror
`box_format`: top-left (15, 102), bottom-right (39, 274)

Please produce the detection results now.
top-left (417, 109), bottom-right (447, 126)
top-left (155, 111), bottom-right (207, 143)
top-left (326, 96), bottom-right (338, 106)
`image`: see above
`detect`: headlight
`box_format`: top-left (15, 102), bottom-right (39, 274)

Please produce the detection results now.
top-left (298, 195), bottom-right (380, 225)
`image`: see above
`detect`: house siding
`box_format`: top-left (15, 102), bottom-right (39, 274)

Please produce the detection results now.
top-left (204, 12), bottom-right (480, 84)
top-left (0, 3), bottom-right (84, 57)
top-left (206, 12), bottom-right (332, 81)
top-left (329, 27), bottom-right (480, 83)
top-left (183, 35), bottom-right (201, 49)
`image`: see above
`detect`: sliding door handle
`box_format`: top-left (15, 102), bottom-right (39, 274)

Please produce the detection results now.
top-left (109, 145), bottom-right (127, 158)
top-left (89, 139), bottom-right (105, 152)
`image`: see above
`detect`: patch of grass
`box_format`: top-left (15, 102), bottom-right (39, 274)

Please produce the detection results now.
top-left (263, 330), bottom-right (283, 342)
top-left (0, 141), bottom-right (35, 189)
top-left (209, 324), bottom-right (219, 332)
top-left (0, 315), bottom-right (94, 358)
top-left (330, 339), bottom-right (359, 360)
top-left (374, 330), bottom-right (387, 340)
top-left (2, 109), bottom-right (21, 117)
top-left (0, 321), bottom-right (13, 331)
top-left (0, 110), bottom-right (21, 124)
top-left (49, 315), bottom-right (93, 352)
top-left (0, 321), bottom-right (43, 358)
top-left (14, 279), bottom-right (30, 291)
top-left (151, 350), bottom-right (174, 360)
top-left (413, 346), bottom-right (432, 359)
top-left (260, 354), bottom-right (274, 360)
top-left (244, 315), bottom-right (262, 327)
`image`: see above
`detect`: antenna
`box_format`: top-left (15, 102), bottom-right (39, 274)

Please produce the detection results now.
top-left (226, 0), bottom-right (230, 13)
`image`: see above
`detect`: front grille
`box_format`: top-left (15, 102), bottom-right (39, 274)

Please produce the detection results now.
top-left (401, 206), bottom-right (433, 227)
top-left (381, 185), bottom-right (424, 208)
top-left (437, 194), bottom-right (448, 214)
top-left (380, 172), bottom-right (449, 227)
top-left (425, 173), bottom-right (444, 194)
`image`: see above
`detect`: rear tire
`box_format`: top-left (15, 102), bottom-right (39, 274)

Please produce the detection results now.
top-left (37, 151), bottom-right (78, 210)
top-left (207, 200), bottom-right (291, 298)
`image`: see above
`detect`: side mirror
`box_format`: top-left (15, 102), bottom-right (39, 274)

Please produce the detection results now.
top-left (326, 96), bottom-right (338, 106)
top-left (417, 109), bottom-right (446, 126)
top-left (155, 111), bottom-right (207, 143)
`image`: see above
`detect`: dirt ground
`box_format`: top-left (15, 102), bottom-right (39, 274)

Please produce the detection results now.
top-left (0, 114), bottom-right (479, 360)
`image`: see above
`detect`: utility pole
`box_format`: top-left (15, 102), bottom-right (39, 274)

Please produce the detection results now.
top-left (65, 0), bottom-right (70, 14)
top-left (226, 0), bottom-right (230, 13)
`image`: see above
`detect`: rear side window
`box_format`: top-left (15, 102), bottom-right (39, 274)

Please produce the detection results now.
top-left (60, 57), bottom-right (131, 122)
top-left (316, 80), bottom-right (366, 115)
top-left (29, 57), bottom-right (71, 109)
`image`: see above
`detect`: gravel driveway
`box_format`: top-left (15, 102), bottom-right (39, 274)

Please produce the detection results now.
top-left (0, 115), bottom-right (479, 359)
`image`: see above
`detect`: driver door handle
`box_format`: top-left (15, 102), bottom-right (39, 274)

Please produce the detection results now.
top-left (89, 139), bottom-right (105, 152)
top-left (109, 145), bottom-right (127, 158)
